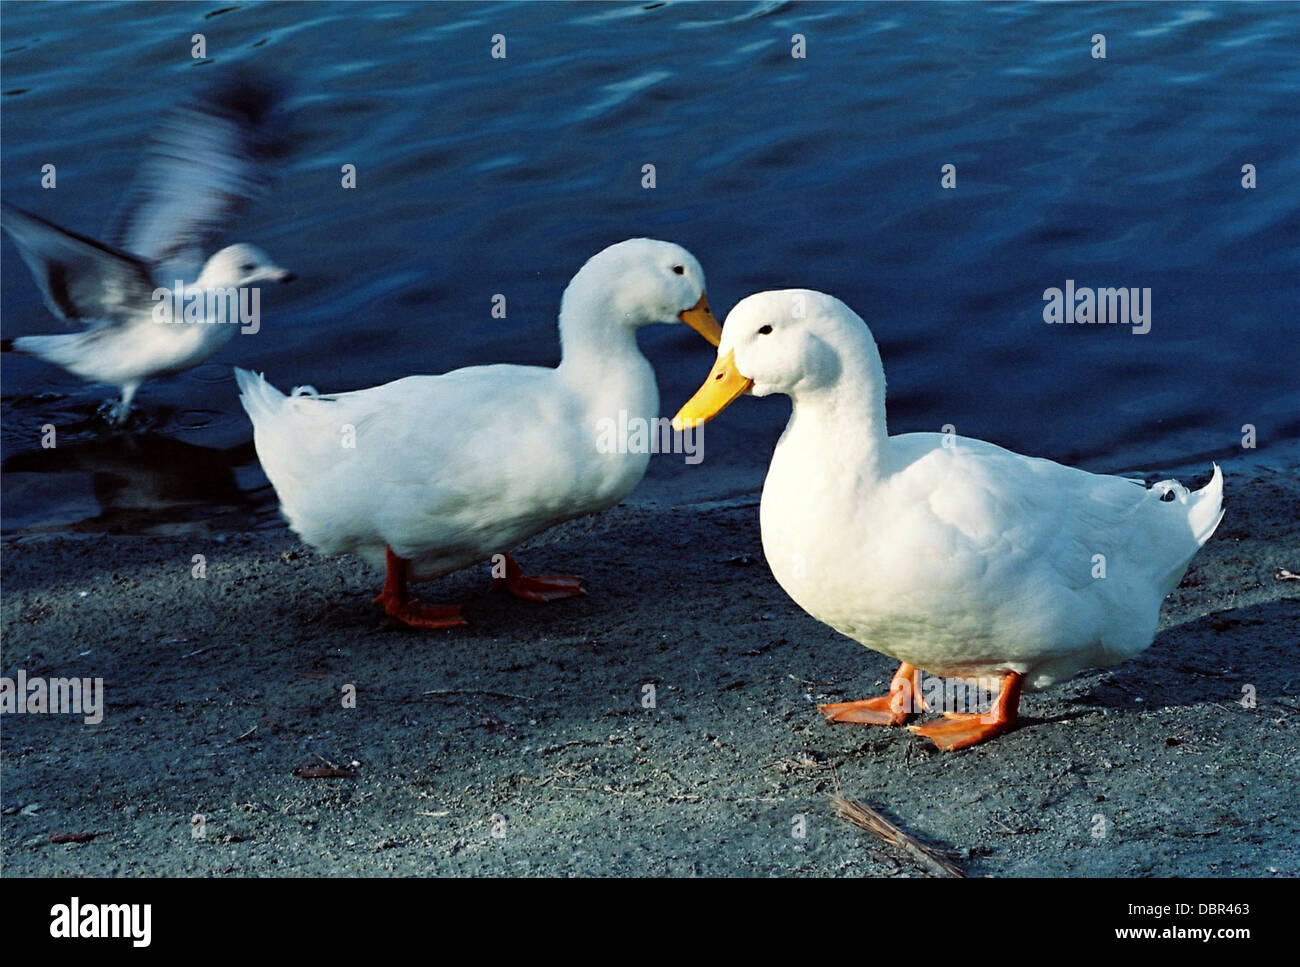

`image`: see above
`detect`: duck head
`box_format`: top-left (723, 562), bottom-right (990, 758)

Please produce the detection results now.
top-left (673, 289), bottom-right (883, 429)
top-left (560, 238), bottom-right (720, 348)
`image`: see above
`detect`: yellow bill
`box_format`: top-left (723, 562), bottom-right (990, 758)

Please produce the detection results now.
top-left (678, 292), bottom-right (721, 346)
top-left (671, 349), bottom-right (753, 431)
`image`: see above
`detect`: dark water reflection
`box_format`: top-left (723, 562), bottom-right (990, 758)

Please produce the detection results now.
top-left (2, 1), bottom-right (1297, 534)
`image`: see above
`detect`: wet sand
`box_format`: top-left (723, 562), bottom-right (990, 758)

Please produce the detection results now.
top-left (2, 460), bottom-right (1297, 876)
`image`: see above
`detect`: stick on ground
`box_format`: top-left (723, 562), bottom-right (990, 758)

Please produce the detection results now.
top-left (423, 688), bottom-right (533, 702)
top-left (831, 794), bottom-right (965, 878)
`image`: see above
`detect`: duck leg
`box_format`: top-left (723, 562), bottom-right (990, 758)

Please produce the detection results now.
top-left (373, 546), bottom-right (467, 629)
top-left (909, 671), bottom-right (1024, 750)
top-left (819, 663), bottom-right (924, 726)
top-left (491, 552), bottom-right (585, 603)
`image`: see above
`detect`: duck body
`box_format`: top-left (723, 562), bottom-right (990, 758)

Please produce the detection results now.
top-left (761, 424), bottom-right (1223, 690)
top-left (239, 238), bottom-right (719, 627)
top-left (675, 289), bottom-right (1224, 747)
top-left (239, 354), bottom-right (656, 583)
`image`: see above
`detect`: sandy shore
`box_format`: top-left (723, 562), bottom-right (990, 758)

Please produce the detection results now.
top-left (2, 460), bottom-right (1297, 877)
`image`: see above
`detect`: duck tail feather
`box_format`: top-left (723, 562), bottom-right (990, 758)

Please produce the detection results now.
top-left (233, 366), bottom-right (285, 424)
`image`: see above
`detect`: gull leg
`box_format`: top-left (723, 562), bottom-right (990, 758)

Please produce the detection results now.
top-left (104, 381), bottom-right (140, 425)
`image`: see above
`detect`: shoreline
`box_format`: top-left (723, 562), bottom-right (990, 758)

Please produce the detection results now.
top-left (2, 458), bottom-right (1297, 876)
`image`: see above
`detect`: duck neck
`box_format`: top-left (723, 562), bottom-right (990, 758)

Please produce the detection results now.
top-left (555, 286), bottom-right (657, 419)
top-left (785, 347), bottom-right (890, 484)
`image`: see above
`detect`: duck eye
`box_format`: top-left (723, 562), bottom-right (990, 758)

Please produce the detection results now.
top-left (672, 265), bottom-right (685, 275)
top-left (240, 263), bottom-right (255, 273)
top-left (758, 324), bottom-right (773, 335)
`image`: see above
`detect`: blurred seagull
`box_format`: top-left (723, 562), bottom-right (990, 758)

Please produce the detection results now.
top-left (1, 75), bottom-right (293, 423)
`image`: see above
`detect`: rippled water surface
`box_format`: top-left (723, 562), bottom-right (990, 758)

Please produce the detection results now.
top-left (2, 1), bottom-right (1298, 533)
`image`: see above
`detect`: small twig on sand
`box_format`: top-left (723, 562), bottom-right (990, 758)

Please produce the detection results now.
top-left (50, 832), bottom-right (98, 844)
top-left (831, 795), bottom-right (965, 878)
top-left (993, 817), bottom-right (1046, 835)
top-left (787, 673), bottom-right (839, 688)
top-left (292, 753), bottom-right (356, 779)
top-left (293, 765), bottom-right (355, 779)
top-left (423, 688), bottom-right (533, 702)
top-left (234, 725), bottom-right (258, 741)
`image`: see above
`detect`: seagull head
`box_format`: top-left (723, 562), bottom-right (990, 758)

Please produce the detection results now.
top-left (199, 244), bottom-right (295, 288)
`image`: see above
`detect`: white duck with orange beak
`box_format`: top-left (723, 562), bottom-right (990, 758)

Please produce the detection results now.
top-left (238, 239), bottom-right (718, 630)
top-left (674, 289), bottom-right (1223, 750)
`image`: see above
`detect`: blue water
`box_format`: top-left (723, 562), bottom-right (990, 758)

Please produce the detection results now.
top-left (3, 1), bottom-right (1298, 532)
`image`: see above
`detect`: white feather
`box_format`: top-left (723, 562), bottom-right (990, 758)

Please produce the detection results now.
top-left (238, 238), bottom-right (714, 584)
top-left (711, 290), bottom-right (1225, 690)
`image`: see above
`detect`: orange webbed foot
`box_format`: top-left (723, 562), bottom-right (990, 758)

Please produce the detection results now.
top-left (492, 552), bottom-right (586, 602)
top-left (908, 672), bottom-right (1024, 751)
top-left (380, 600), bottom-right (467, 630)
top-left (819, 663), bottom-right (923, 726)
top-left (820, 695), bottom-right (910, 725)
top-left (374, 546), bottom-right (468, 630)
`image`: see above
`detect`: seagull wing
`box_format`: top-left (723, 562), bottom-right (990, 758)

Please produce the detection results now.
top-left (106, 73), bottom-right (288, 280)
top-left (1, 203), bottom-right (158, 325)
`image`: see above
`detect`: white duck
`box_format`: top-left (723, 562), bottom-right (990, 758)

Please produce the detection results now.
top-left (674, 290), bottom-right (1224, 750)
top-left (238, 238), bottom-right (718, 629)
